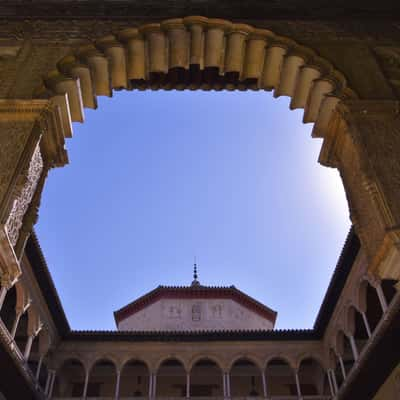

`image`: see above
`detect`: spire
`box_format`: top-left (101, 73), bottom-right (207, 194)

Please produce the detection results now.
top-left (191, 257), bottom-right (200, 286)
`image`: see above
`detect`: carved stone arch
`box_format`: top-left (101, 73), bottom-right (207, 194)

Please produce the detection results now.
top-left (37, 16), bottom-right (354, 142)
top-left (26, 305), bottom-right (41, 336)
top-left (14, 280), bottom-right (29, 312)
top-left (155, 355), bottom-right (188, 373)
top-left (295, 353), bottom-right (328, 372)
top-left (333, 330), bottom-right (346, 357)
top-left (56, 355), bottom-right (88, 376)
top-left (264, 354), bottom-right (296, 371)
top-left (344, 304), bottom-right (358, 337)
top-left (88, 354), bottom-right (120, 374)
top-left (228, 354), bottom-right (264, 372)
top-left (188, 353), bottom-right (225, 372)
top-left (120, 356), bottom-right (151, 373)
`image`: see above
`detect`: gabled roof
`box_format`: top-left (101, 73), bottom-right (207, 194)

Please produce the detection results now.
top-left (114, 285), bottom-right (277, 326)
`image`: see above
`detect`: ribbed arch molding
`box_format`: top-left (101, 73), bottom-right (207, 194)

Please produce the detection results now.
top-left (36, 16), bottom-right (356, 139)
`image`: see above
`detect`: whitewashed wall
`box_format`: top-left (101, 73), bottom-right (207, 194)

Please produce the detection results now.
top-left (117, 299), bottom-right (274, 331)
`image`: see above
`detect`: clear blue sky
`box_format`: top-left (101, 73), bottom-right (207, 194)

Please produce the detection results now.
top-left (36, 91), bottom-right (349, 330)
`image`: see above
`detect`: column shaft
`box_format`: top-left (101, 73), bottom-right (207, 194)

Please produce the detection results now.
top-left (82, 371), bottom-right (89, 398)
top-left (338, 355), bottom-right (347, 380)
top-left (35, 355), bottom-right (43, 381)
top-left (24, 334), bottom-right (34, 360)
top-left (261, 372), bottom-right (268, 398)
top-left (115, 370), bottom-right (121, 400)
top-left (10, 312), bottom-right (22, 339)
top-left (48, 371), bottom-right (56, 399)
top-left (186, 372), bottom-right (190, 398)
top-left (361, 311), bottom-right (372, 337)
top-left (327, 370), bottom-right (334, 397)
top-left (148, 373), bottom-right (153, 398)
top-left (376, 284), bottom-right (388, 313)
top-left (295, 371), bottom-right (302, 398)
top-left (330, 369), bottom-right (339, 393)
top-left (226, 372), bottom-right (231, 398)
top-left (0, 286), bottom-right (7, 311)
top-left (349, 335), bottom-right (359, 361)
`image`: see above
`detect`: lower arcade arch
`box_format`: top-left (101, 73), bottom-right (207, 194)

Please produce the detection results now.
top-left (190, 358), bottom-right (223, 397)
top-left (119, 360), bottom-right (150, 397)
top-left (53, 359), bottom-right (86, 398)
top-left (297, 357), bottom-right (330, 396)
top-left (230, 358), bottom-right (263, 397)
top-left (87, 359), bottom-right (117, 398)
top-left (265, 358), bottom-right (296, 397)
top-left (156, 358), bottom-right (186, 397)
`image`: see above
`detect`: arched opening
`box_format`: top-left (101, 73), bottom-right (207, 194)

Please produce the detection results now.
top-left (0, 285), bottom-right (16, 333)
top-left (330, 350), bottom-right (344, 390)
top-left (119, 360), bottom-right (150, 398)
top-left (230, 358), bottom-right (263, 397)
top-left (365, 282), bottom-right (383, 333)
top-left (156, 358), bottom-right (186, 397)
top-left (88, 359), bottom-right (117, 398)
top-left (338, 331), bottom-right (355, 375)
top-left (190, 358), bottom-right (223, 397)
top-left (265, 358), bottom-right (296, 397)
top-left (53, 359), bottom-right (86, 398)
top-left (14, 311), bottom-right (28, 355)
top-left (297, 357), bottom-right (330, 396)
top-left (381, 279), bottom-right (397, 307)
top-left (348, 306), bottom-right (369, 355)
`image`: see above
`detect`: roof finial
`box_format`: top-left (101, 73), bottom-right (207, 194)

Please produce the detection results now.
top-left (191, 257), bottom-right (200, 286)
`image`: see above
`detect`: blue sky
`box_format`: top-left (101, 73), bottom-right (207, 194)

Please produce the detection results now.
top-left (36, 90), bottom-right (349, 330)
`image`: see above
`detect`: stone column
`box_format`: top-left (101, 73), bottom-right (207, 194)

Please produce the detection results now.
top-left (186, 371), bottom-right (190, 398)
top-left (330, 369), bottom-right (339, 394)
top-left (319, 100), bottom-right (400, 282)
top-left (348, 335), bottom-right (359, 361)
top-left (326, 370), bottom-right (334, 396)
top-left (148, 372), bottom-right (153, 397)
top-left (10, 309), bottom-right (23, 338)
top-left (294, 371), bottom-right (302, 398)
top-left (222, 372), bottom-right (227, 398)
top-left (338, 355), bottom-right (347, 380)
top-left (261, 372), bottom-right (268, 398)
top-left (226, 372), bottom-right (231, 398)
top-left (24, 333), bottom-right (35, 360)
top-left (361, 311), bottom-right (372, 337)
top-left (114, 369), bottom-right (121, 400)
top-left (48, 370), bottom-right (56, 399)
top-left (376, 283), bottom-right (389, 313)
top-left (44, 370), bottom-right (52, 396)
top-left (152, 372), bottom-right (157, 398)
top-left (35, 354), bottom-right (44, 381)
top-left (82, 370), bottom-right (89, 399)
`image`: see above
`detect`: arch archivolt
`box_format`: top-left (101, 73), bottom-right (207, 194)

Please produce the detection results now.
top-left (37, 16), bottom-right (353, 143)
top-left (154, 354), bottom-right (189, 373)
top-left (88, 354), bottom-right (120, 373)
top-left (120, 356), bottom-right (151, 373)
top-left (55, 355), bottom-right (88, 375)
top-left (227, 353), bottom-right (264, 372)
top-left (264, 354), bottom-right (297, 371)
top-left (294, 353), bottom-right (327, 372)
top-left (188, 353), bottom-right (226, 372)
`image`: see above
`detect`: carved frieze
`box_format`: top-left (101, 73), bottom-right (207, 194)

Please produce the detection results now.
top-left (5, 143), bottom-right (43, 246)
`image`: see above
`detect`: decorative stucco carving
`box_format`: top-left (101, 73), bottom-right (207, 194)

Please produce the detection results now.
top-left (374, 46), bottom-right (400, 98)
top-left (0, 121), bottom-right (33, 218)
top-left (5, 143), bottom-right (43, 246)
